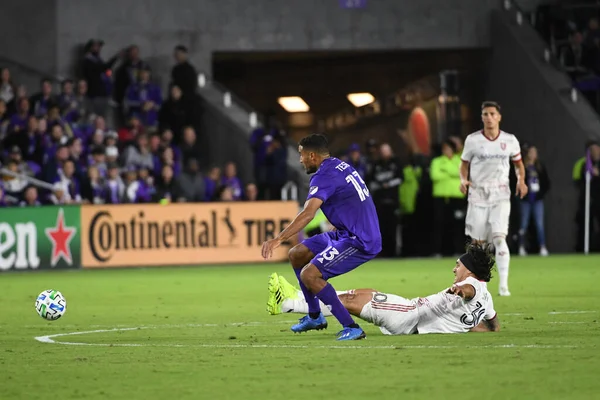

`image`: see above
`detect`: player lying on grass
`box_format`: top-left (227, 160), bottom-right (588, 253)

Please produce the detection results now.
top-left (267, 243), bottom-right (500, 335)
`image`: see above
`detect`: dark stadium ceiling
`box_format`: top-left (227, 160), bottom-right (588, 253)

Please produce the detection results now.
top-left (212, 49), bottom-right (488, 119)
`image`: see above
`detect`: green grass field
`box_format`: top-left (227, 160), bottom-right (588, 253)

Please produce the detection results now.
top-left (1, 256), bottom-right (599, 400)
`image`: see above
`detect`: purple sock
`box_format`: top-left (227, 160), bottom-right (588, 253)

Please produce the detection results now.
top-left (294, 268), bottom-right (320, 315)
top-left (316, 283), bottom-right (356, 328)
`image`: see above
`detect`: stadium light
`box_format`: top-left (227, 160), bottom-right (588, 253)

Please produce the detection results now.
top-left (347, 92), bottom-right (375, 108)
top-left (278, 96), bottom-right (310, 112)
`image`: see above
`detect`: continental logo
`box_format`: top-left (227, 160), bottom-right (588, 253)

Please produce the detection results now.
top-left (80, 202), bottom-right (296, 268)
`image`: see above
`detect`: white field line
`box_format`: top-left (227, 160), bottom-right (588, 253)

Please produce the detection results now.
top-left (34, 324), bottom-right (581, 350)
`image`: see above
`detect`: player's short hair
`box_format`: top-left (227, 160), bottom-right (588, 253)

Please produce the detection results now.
top-left (459, 242), bottom-right (495, 282)
top-left (299, 133), bottom-right (330, 154)
top-left (481, 101), bottom-right (501, 113)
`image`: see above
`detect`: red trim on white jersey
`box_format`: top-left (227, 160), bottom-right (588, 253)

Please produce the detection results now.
top-left (481, 130), bottom-right (502, 142)
top-left (486, 313), bottom-right (498, 321)
top-left (371, 302), bottom-right (416, 312)
top-left (512, 152), bottom-right (522, 163)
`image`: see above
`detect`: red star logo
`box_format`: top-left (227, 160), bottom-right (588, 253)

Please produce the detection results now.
top-left (45, 208), bottom-right (76, 267)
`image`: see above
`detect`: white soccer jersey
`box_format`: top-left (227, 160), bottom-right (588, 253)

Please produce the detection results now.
top-left (415, 276), bottom-right (496, 334)
top-left (461, 130), bottom-right (522, 206)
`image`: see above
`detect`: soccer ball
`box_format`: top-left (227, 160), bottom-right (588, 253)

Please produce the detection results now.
top-left (35, 290), bottom-right (67, 320)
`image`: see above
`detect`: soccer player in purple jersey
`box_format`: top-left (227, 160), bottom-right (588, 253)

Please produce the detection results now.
top-left (261, 134), bottom-right (382, 341)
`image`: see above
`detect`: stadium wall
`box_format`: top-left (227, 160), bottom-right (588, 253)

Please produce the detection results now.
top-left (487, 9), bottom-right (600, 253)
top-left (52, 0), bottom-right (504, 81)
top-left (0, 203), bottom-right (296, 272)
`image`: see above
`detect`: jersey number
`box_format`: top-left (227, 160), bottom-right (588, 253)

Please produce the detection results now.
top-left (317, 246), bottom-right (339, 263)
top-left (346, 171), bottom-right (370, 202)
top-left (460, 301), bottom-right (486, 328)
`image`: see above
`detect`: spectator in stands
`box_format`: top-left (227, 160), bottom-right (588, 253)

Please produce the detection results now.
top-left (122, 133), bottom-right (153, 171)
top-left (154, 146), bottom-right (180, 178)
top-left (114, 45), bottom-right (147, 110)
top-left (365, 138), bottom-right (379, 164)
top-left (43, 144), bottom-right (70, 184)
top-left (0, 67), bottom-right (15, 105)
top-left (122, 165), bottom-right (140, 203)
top-left (118, 115), bottom-right (144, 145)
top-left (160, 129), bottom-right (182, 162)
top-left (105, 145), bottom-right (119, 166)
top-left (159, 85), bottom-right (189, 143)
top-left (19, 185), bottom-right (41, 207)
top-left (518, 145), bottom-right (550, 256)
top-left (250, 127), bottom-right (274, 199)
top-left (47, 104), bottom-right (73, 137)
top-left (264, 134), bottom-right (287, 200)
top-left (171, 45), bottom-right (198, 101)
top-left (9, 97), bottom-right (30, 133)
top-left (430, 139), bottom-right (465, 257)
top-left (7, 85), bottom-right (27, 116)
top-left (81, 165), bottom-right (106, 204)
top-left (6, 146), bottom-right (34, 177)
top-left (560, 31), bottom-right (592, 80)
top-left (136, 165), bottom-right (155, 202)
top-left (49, 182), bottom-right (71, 205)
top-left (68, 137), bottom-right (85, 173)
top-left (82, 39), bottom-right (122, 116)
top-left (221, 161), bottom-right (243, 201)
top-left (59, 79), bottom-right (79, 124)
top-left (204, 166), bottom-right (221, 201)
top-left (180, 126), bottom-right (201, 166)
top-left (124, 66), bottom-right (162, 128)
top-left (75, 79), bottom-right (93, 124)
top-left (216, 185), bottom-right (234, 202)
top-left (149, 132), bottom-right (161, 154)
top-left (55, 159), bottom-right (82, 203)
top-left (367, 143), bottom-right (403, 257)
top-left (2, 159), bottom-right (28, 200)
top-left (244, 183), bottom-right (258, 201)
top-left (43, 124), bottom-right (67, 165)
top-left (0, 100), bottom-right (9, 138)
top-left (153, 164), bottom-right (179, 202)
top-left (176, 158), bottom-right (205, 202)
top-left (5, 116), bottom-right (43, 166)
top-left (345, 143), bottom-right (368, 179)
top-left (88, 145), bottom-right (107, 178)
top-left (104, 162), bottom-right (124, 204)
top-left (30, 78), bottom-right (56, 117)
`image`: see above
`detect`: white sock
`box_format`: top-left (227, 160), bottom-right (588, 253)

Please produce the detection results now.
top-left (493, 235), bottom-right (510, 289)
top-left (282, 290), bottom-right (348, 316)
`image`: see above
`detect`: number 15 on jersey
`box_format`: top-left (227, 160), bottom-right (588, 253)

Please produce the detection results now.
top-left (346, 171), bottom-right (370, 202)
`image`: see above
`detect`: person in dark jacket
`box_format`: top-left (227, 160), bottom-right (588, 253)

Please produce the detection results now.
top-left (81, 39), bottom-right (122, 116)
top-left (113, 45), bottom-right (147, 108)
top-left (518, 145), bottom-right (551, 256)
top-left (366, 143), bottom-right (403, 257)
top-left (158, 85), bottom-right (190, 142)
top-left (264, 135), bottom-right (288, 200)
top-left (171, 45), bottom-right (198, 101)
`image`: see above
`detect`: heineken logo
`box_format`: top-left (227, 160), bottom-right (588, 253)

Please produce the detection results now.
top-left (0, 207), bottom-right (78, 271)
top-left (45, 208), bottom-right (77, 266)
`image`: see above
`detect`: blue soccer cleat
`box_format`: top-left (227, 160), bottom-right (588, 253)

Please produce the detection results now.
top-left (291, 313), bottom-right (328, 333)
top-left (336, 327), bottom-right (366, 341)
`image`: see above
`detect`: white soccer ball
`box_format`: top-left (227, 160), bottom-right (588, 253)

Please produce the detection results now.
top-left (35, 290), bottom-right (67, 320)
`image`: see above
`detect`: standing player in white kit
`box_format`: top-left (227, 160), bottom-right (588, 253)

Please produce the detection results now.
top-left (460, 101), bottom-right (528, 296)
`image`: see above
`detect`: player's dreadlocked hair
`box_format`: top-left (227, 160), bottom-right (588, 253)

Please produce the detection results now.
top-left (299, 133), bottom-right (330, 155)
top-left (460, 242), bottom-right (496, 282)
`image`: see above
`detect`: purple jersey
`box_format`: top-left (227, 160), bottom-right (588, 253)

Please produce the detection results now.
top-left (306, 157), bottom-right (381, 255)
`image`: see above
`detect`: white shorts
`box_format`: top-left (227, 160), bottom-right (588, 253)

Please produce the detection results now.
top-left (359, 293), bottom-right (419, 335)
top-left (465, 200), bottom-right (511, 241)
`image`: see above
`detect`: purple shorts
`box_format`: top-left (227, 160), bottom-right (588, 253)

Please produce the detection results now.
top-left (302, 231), bottom-right (375, 280)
